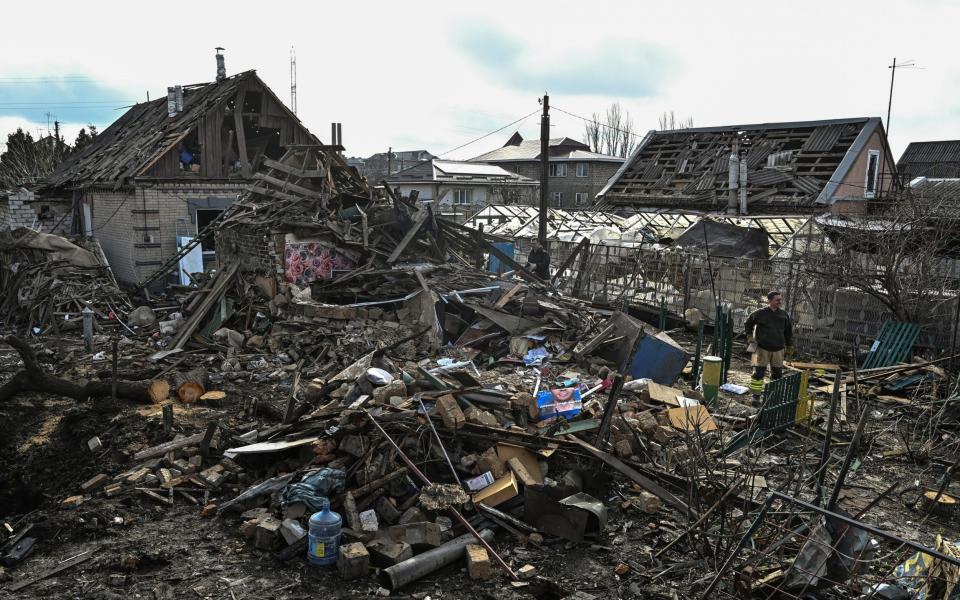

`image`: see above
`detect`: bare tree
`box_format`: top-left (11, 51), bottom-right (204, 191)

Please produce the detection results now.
top-left (795, 189), bottom-right (960, 323)
top-left (582, 113), bottom-right (601, 155)
top-left (582, 102), bottom-right (637, 158)
top-left (658, 110), bottom-right (694, 131)
top-left (0, 126), bottom-right (71, 189)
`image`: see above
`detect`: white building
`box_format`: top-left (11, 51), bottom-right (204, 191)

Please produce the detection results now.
top-left (386, 159), bottom-right (538, 217)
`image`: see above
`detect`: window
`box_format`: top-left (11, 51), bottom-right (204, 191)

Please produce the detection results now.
top-left (196, 209), bottom-right (223, 252)
top-left (864, 149), bottom-right (880, 198)
top-left (575, 192), bottom-right (587, 206)
top-left (549, 163), bottom-right (567, 177)
top-left (576, 163), bottom-right (589, 177)
top-left (552, 192), bottom-right (564, 207)
top-left (453, 189), bottom-right (473, 205)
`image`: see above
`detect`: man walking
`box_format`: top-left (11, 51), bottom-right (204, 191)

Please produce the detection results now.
top-left (525, 238), bottom-right (550, 279)
top-left (745, 291), bottom-right (793, 403)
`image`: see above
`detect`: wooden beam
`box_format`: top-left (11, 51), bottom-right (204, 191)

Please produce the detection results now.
top-left (252, 172), bottom-right (322, 198)
top-left (550, 237), bottom-right (590, 286)
top-left (262, 157), bottom-right (326, 179)
top-left (386, 209), bottom-right (429, 264)
top-left (234, 87), bottom-right (250, 177)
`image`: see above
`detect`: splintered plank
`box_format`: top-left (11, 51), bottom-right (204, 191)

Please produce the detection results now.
top-left (8, 549), bottom-right (97, 591)
top-left (386, 209), bottom-right (429, 264)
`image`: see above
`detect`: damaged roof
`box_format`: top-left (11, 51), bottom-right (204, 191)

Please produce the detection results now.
top-left (42, 70), bottom-right (315, 190)
top-left (386, 159), bottom-right (539, 186)
top-left (598, 117), bottom-right (885, 211)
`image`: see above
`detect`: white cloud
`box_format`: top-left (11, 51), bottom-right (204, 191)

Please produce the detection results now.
top-left (1, 0), bottom-right (957, 160)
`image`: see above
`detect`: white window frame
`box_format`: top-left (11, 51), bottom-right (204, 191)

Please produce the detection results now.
top-left (575, 192), bottom-right (587, 206)
top-left (864, 149), bottom-right (881, 199)
top-left (453, 188), bottom-right (473, 205)
top-left (576, 163), bottom-right (588, 177)
top-left (552, 191), bottom-right (564, 207)
top-left (549, 163), bottom-right (567, 177)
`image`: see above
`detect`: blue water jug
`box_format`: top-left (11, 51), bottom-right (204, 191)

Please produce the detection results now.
top-left (307, 499), bottom-right (342, 566)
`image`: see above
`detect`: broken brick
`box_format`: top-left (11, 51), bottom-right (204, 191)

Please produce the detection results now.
top-left (466, 544), bottom-right (492, 580)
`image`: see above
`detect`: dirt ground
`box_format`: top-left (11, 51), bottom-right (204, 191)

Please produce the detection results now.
top-left (3, 328), bottom-right (960, 600)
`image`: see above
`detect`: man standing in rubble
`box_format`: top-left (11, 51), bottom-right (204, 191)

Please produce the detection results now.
top-left (525, 238), bottom-right (550, 279)
top-left (745, 291), bottom-right (794, 403)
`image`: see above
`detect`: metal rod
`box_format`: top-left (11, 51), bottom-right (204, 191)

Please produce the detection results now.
top-left (701, 495), bottom-right (773, 598)
top-left (814, 370), bottom-right (842, 504)
top-left (771, 490), bottom-right (960, 567)
top-left (827, 401), bottom-right (870, 509)
top-left (365, 411), bottom-right (519, 581)
top-left (416, 395), bottom-right (462, 488)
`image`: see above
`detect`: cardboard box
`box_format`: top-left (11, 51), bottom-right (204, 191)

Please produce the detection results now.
top-left (667, 405), bottom-right (717, 432)
top-left (472, 471), bottom-right (518, 507)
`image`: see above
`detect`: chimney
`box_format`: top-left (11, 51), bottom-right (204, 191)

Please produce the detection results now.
top-left (166, 85), bottom-right (183, 117)
top-left (738, 151), bottom-right (748, 215)
top-left (215, 47), bottom-right (226, 81)
top-left (727, 143), bottom-right (740, 215)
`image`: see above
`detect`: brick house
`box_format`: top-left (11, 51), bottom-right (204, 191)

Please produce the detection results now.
top-left (597, 117), bottom-right (897, 215)
top-left (469, 133), bottom-right (624, 209)
top-left (39, 69), bottom-right (316, 287)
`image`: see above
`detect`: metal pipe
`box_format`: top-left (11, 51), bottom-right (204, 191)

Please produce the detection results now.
top-left (380, 529), bottom-right (495, 590)
top-left (365, 411), bottom-right (519, 581)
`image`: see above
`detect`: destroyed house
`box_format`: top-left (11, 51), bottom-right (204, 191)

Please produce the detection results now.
top-left (40, 69), bottom-right (316, 287)
top-left (597, 117), bottom-right (897, 214)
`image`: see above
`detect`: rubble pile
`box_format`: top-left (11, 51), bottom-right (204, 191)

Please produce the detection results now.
top-left (0, 227), bottom-right (131, 333)
top-left (4, 146), bottom-right (960, 599)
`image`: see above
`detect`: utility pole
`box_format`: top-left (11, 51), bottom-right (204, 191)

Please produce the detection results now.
top-left (290, 46), bottom-right (297, 115)
top-left (387, 146), bottom-right (393, 177)
top-left (538, 93), bottom-right (550, 245)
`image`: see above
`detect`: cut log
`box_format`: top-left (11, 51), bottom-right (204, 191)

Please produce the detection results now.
top-left (174, 369), bottom-right (208, 403)
top-left (149, 379), bottom-right (171, 403)
top-left (0, 336), bottom-right (155, 404)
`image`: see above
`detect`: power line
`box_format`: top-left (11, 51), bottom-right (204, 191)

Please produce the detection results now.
top-left (437, 110), bottom-right (539, 158)
top-left (551, 105), bottom-right (646, 139)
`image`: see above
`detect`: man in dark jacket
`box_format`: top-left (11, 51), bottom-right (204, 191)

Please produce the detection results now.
top-left (744, 291), bottom-right (794, 403)
top-left (526, 239), bottom-right (550, 279)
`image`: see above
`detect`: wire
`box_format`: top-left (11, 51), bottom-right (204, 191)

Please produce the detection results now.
top-left (552, 105), bottom-right (647, 140)
top-left (436, 109), bottom-right (540, 158)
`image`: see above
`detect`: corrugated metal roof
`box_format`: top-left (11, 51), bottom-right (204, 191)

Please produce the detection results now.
top-left (898, 141), bottom-right (960, 180)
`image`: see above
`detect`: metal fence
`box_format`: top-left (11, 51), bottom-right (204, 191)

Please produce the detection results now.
top-left (513, 239), bottom-right (960, 355)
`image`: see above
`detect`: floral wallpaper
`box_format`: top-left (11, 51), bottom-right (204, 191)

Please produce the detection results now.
top-left (284, 242), bottom-right (354, 285)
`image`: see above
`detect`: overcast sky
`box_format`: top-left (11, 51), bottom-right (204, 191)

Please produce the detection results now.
top-left (2, 0), bottom-right (957, 161)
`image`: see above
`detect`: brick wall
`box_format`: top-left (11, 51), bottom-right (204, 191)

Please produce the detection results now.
top-left (217, 226), bottom-right (283, 276)
top-left (1, 190), bottom-right (73, 234)
top-left (88, 182), bottom-right (245, 286)
top-left (484, 160), bottom-right (622, 209)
